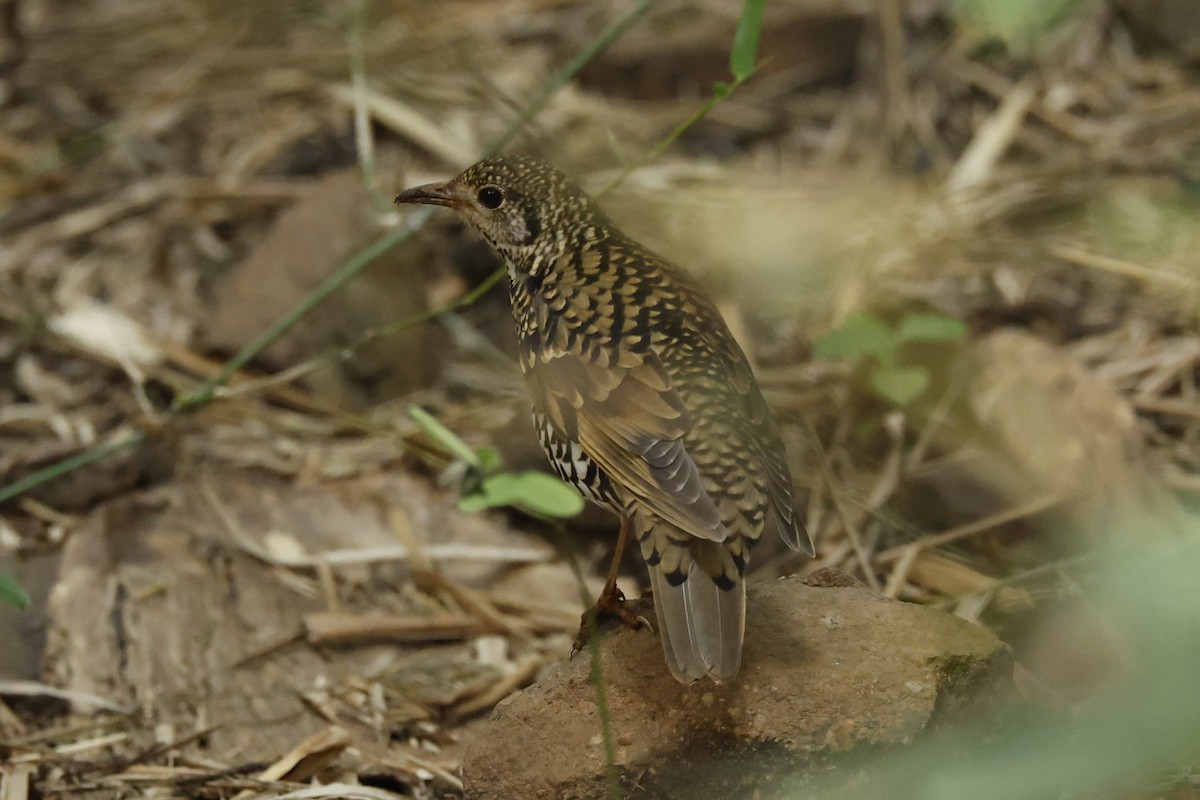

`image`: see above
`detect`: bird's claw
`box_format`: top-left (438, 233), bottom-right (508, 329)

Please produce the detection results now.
top-left (570, 585), bottom-right (649, 657)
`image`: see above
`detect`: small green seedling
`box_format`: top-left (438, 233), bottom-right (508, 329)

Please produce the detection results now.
top-left (616, 0), bottom-right (767, 191)
top-left (814, 311), bottom-right (967, 406)
top-left (0, 570), bottom-right (30, 609)
top-left (408, 406), bottom-right (584, 519)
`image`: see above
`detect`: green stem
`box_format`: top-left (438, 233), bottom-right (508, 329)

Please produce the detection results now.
top-left (0, 0), bottom-right (660, 506)
top-left (598, 74), bottom-right (748, 197)
top-left (172, 209), bottom-right (433, 415)
top-left (558, 526), bottom-right (624, 800)
top-left (351, 264), bottom-right (505, 346)
top-left (485, 0), bottom-right (659, 157)
top-left (0, 432), bottom-right (146, 505)
top-left (245, 264), bottom-right (506, 402)
top-left (407, 406), bottom-right (483, 468)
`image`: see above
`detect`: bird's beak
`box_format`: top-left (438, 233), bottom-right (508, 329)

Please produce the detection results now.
top-left (395, 181), bottom-right (459, 209)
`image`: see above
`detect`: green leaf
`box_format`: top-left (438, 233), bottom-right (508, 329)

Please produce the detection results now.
top-left (730, 0), bottom-right (766, 81)
top-left (475, 446), bottom-right (505, 474)
top-left (0, 571), bottom-right (30, 609)
top-left (457, 494), bottom-right (486, 513)
top-left (408, 406), bottom-right (481, 467)
top-left (509, 472), bottom-right (586, 518)
top-left (952, 0), bottom-right (1087, 52)
top-left (814, 312), bottom-right (899, 362)
top-left (896, 313), bottom-right (968, 343)
top-left (712, 80), bottom-right (730, 100)
top-left (459, 472), bottom-right (584, 518)
top-left (870, 365), bottom-right (931, 406)
top-left (459, 473), bottom-right (519, 513)
top-left (458, 490), bottom-right (501, 514)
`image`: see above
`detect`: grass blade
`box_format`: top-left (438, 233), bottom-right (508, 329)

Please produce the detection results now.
top-left (0, 571), bottom-right (30, 609)
top-left (730, 0), bottom-right (767, 80)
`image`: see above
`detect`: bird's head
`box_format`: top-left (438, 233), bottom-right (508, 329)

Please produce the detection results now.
top-left (395, 156), bottom-right (602, 278)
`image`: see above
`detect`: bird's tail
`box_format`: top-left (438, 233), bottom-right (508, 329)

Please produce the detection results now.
top-left (648, 554), bottom-right (746, 683)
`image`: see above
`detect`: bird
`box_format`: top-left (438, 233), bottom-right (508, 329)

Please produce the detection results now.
top-left (396, 156), bottom-right (813, 683)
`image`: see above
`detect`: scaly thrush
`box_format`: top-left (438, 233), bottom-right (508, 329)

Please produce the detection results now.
top-left (396, 156), bottom-right (813, 683)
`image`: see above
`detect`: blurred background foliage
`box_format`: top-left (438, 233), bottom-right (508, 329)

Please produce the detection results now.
top-left (1, 0), bottom-right (1200, 797)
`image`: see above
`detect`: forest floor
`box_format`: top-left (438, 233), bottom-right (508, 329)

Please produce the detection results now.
top-left (1, 1), bottom-right (1199, 798)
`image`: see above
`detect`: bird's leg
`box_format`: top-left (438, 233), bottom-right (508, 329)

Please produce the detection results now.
top-left (571, 516), bottom-right (647, 656)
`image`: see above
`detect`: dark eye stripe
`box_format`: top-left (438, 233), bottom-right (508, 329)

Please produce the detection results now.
top-left (522, 207), bottom-right (541, 244)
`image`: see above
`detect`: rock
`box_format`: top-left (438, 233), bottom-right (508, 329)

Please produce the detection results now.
top-left (464, 574), bottom-right (1011, 799)
top-left (41, 468), bottom-right (559, 763)
top-left (1116, 0), bottom-right (1200, 58)
top-left (203, 169), bottom-right (437, 408)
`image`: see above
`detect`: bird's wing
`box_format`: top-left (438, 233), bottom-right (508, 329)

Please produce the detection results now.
top-left (738, 357), bottom-right (815, 556)
top-left (525, 347), bottom-right (727, 543)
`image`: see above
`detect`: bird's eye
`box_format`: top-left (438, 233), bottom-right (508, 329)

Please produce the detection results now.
top-left (477, 186), bottom-right (504, 209)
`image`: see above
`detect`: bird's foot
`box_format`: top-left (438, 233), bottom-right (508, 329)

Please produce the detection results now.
top-left (570, 583), bottom-right (649, 657)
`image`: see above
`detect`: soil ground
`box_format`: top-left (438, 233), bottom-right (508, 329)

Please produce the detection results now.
top-left (2, 1), bottom-right (1200, 798)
